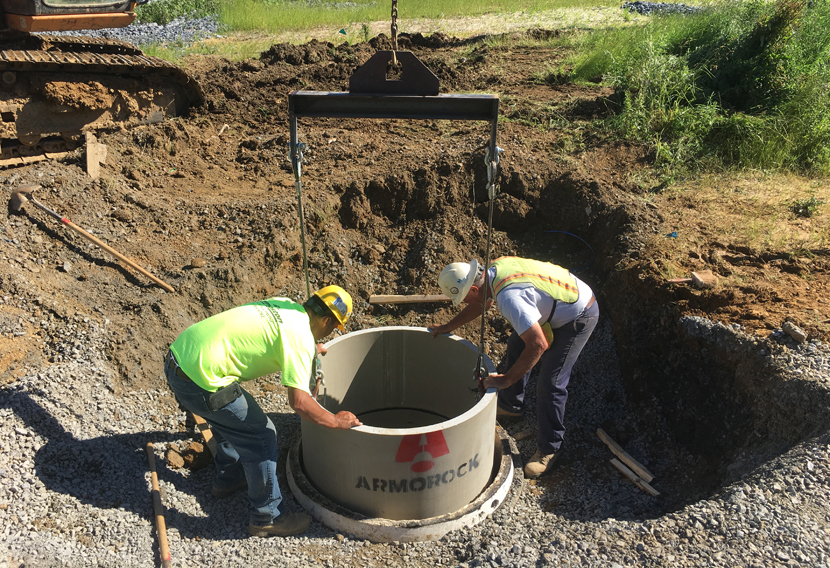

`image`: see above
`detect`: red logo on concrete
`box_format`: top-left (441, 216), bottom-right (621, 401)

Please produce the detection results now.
top-left (395, 432), bottom-right (450, 473)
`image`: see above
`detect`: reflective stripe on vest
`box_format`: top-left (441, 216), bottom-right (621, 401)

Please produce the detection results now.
top-left (491, 257), bottom-right (579, 303)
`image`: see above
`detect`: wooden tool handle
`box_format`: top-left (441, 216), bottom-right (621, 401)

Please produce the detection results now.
top-left (190, 413), bottom-right (217, 456)
top-left (145, 443), bottom-right (172, 568)
top-left (64, 219), bottom-right (175, 293)
top-left (369, 294), bottom-right (450, 304)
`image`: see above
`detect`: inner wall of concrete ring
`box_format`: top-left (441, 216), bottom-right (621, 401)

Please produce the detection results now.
top-left (302, 327), bottom-right (497, 521)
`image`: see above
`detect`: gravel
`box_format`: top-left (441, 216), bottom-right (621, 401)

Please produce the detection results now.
top-left (43, 16), bottom-right (222, 47)
top-left (2, 287), bottom-right (830, 567)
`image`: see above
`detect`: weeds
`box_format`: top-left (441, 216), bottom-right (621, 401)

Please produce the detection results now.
top-left (790, 196), bottom-right (826, 218)
top-left (569, 0), bottom-right (830, 176)
top-left (135, 0), bottom-right (220, 25)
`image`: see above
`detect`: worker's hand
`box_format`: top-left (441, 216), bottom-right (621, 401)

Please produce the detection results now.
top-left (334, 411), bottom-right (362, 429)
top-left (482, 373), bottom-right (508, 390)
top-left (428, 324), bottom-right (449, 338)
top-left (316, 343), bottom-right (328, 356)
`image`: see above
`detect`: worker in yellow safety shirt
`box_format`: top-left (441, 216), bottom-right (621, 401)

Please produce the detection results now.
top-left (430, 257), bottom-right (598, 479)
top-left (163, 286), bottom-right (361, 537)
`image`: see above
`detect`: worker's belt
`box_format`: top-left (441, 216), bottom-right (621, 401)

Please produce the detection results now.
top-left (164, 350), bottom-right (190, 382)
top-left (165, 350), bottom-right (243, 412)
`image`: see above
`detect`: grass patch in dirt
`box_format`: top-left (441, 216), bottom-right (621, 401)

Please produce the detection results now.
top-left (656, 173), bottom-right (829, 260)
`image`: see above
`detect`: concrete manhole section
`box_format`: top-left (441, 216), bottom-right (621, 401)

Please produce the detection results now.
top-left (286, 326), bottom-right (517, 542)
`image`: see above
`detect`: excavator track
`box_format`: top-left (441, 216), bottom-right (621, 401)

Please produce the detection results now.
top-left (0, 34), bottom-right (204, 167)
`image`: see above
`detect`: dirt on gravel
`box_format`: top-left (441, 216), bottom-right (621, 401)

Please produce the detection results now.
top-left (1, 30), bottom-right (829, 504)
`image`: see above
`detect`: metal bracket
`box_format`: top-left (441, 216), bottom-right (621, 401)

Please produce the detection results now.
top-left (349, 50), bottom-right (439, 96)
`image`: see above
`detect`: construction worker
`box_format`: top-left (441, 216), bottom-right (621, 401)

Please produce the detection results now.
top-left (163, 286), bottom-right (362, 537)
top-left (430, 257), bottom-right (598, 479)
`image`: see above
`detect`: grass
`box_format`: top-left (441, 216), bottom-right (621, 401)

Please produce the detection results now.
top-left (569, 0), bottom-right (830, 176)
top-left (135, 0), bottom-right (629, 61)
top-left (137, 0), bottom-right (615, 28)
top-left (659, 172), bottom-right (830, 255)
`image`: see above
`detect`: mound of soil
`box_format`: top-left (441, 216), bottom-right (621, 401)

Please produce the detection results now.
top-left (1, 30), bottom-right (826, 400)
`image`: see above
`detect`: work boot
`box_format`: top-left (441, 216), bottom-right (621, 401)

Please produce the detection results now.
top-left (496, 406), bottom-right (522, 419)
top-left (211, 478), bottom-right (248, 499)
top-left (523, 450), bottom-right (558, 479)
top-left (248, 512), bottom-right (311, 537)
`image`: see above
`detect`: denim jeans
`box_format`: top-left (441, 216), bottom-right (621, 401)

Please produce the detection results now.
top-left (498, 301), bottom-right (599, 454)
top-left (164, 352), bottom-right (283, 526)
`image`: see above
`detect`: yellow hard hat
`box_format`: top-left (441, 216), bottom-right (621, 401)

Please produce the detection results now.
top-left (313, 285), bottom-right (352, 331)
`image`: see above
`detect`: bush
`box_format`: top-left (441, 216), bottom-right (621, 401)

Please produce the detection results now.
top-left (135, 0), bottom-right (220, 25)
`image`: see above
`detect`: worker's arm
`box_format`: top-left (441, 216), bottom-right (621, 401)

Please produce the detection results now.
top-left (482, 323), bottom-right (548, 390)
top-left (429, 300), bottom-right (492, 337)
top-left (287, 387), bottom-right (362, 429)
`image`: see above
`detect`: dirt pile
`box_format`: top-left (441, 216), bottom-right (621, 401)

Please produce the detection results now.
top-left (1, 28), bottom-right (828, 488)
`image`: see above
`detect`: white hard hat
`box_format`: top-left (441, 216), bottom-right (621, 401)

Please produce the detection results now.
top-left (438, 259), bottom-right (480, 306)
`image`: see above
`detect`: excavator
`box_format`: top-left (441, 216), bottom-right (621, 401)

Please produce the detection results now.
top-left (0, 0), bottom-right (204, 166)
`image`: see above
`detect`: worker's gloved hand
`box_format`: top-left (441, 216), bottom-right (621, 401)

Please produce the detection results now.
top-left (334, 411), bottom-right (362, 429)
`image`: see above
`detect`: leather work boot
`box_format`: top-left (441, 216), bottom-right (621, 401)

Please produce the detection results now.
top-left (523, 450), bottom-right (558, 479)
top-left (211, 478), bottom-right (248, 499)
top-left (496, 406), bottom-right (522, 419)
top-left (249, 512), bottom-right (311, 537)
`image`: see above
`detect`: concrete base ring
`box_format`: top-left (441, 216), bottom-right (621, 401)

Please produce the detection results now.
top-left (286, 424), bottom-right (517, 543)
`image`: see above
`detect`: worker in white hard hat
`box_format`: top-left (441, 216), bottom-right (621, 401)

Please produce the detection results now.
top-left (163, 285), bottom-right (361, 537)
top-left (431, 257), bottom-right (598, 479)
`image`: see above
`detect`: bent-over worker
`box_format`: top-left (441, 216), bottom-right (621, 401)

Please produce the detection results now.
top-left (164, 286), bottom-right (361, 537)
top-left (430, 256), bottom-right (598, 479)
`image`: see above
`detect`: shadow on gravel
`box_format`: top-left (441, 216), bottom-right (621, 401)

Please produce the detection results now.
top-left (2, 388), bottom-right (306, 541)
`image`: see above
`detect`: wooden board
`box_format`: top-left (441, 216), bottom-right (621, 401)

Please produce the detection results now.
top-left (368, 294), bottom-right (451, 304)
top-left (611, 458), bottom-right (660, 496)
top-left (597, 428), bottom-right (655, 482)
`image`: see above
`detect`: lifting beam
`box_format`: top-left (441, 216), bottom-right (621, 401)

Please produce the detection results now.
top-left (287, 49), bottom-right (501, 387)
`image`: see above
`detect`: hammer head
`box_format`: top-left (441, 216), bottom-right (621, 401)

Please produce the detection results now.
top-left (9, 184), bottom-right (40, 213)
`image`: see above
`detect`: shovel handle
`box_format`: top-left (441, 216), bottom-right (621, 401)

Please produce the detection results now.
top-left (145, 443), bottom-right (172, 568)
top-left (61, 218), bottom-right (175, 293)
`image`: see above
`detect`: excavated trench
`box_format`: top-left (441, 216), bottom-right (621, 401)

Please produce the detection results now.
top-left (291, 158), bottom-right (830, 521)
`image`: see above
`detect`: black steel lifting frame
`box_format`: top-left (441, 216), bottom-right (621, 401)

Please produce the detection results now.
top-left (287, 51), bottom-right (501, 385)
top-left (288, 90), bottom-right (500, 296)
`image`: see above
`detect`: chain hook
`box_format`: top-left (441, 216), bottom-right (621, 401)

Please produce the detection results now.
top-left (289, 142), bottom-right (306, 181)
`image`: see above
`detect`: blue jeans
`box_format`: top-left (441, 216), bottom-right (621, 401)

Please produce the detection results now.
top-left (498, 301), bottom-right (599, 454)
top-left (164, 352), bottom-right (283, 526)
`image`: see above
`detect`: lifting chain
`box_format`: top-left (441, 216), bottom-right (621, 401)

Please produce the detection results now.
top-left (390, 0), bottom-right (399, 65)
top-left (474, 145), bottom-right (504, 391)
top-left (289, 142), bottom-right (312, 299)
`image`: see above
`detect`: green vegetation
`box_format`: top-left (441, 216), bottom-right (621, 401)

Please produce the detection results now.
top-left (790, 196), bottom-right (826, 218)
top-left (570, 0), bottom-right (830, 175)
top-left (136, 0), bottom-right (611, 28)
top-left (135, 0), bottom-right (220, 25)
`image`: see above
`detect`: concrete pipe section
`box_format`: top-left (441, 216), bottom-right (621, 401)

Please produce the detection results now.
top-left (287, 326), bottom-right (516, 542)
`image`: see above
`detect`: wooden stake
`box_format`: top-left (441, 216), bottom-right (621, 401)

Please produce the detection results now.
top-left (145, 443), bottom-right (172, 568)
top-left (610, 458), bottom-right (660, 496)
top-left (597, 428), bottom-right (655, 482)
top-left (369, 294), bottom-right (450, 304)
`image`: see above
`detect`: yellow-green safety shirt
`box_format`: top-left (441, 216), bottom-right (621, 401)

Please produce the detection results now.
top-left (170, 297), bottom-right (315, 394)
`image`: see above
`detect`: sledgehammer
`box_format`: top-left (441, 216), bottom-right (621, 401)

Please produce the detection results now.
top-left (10, 185), bottom-right (175, 293)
